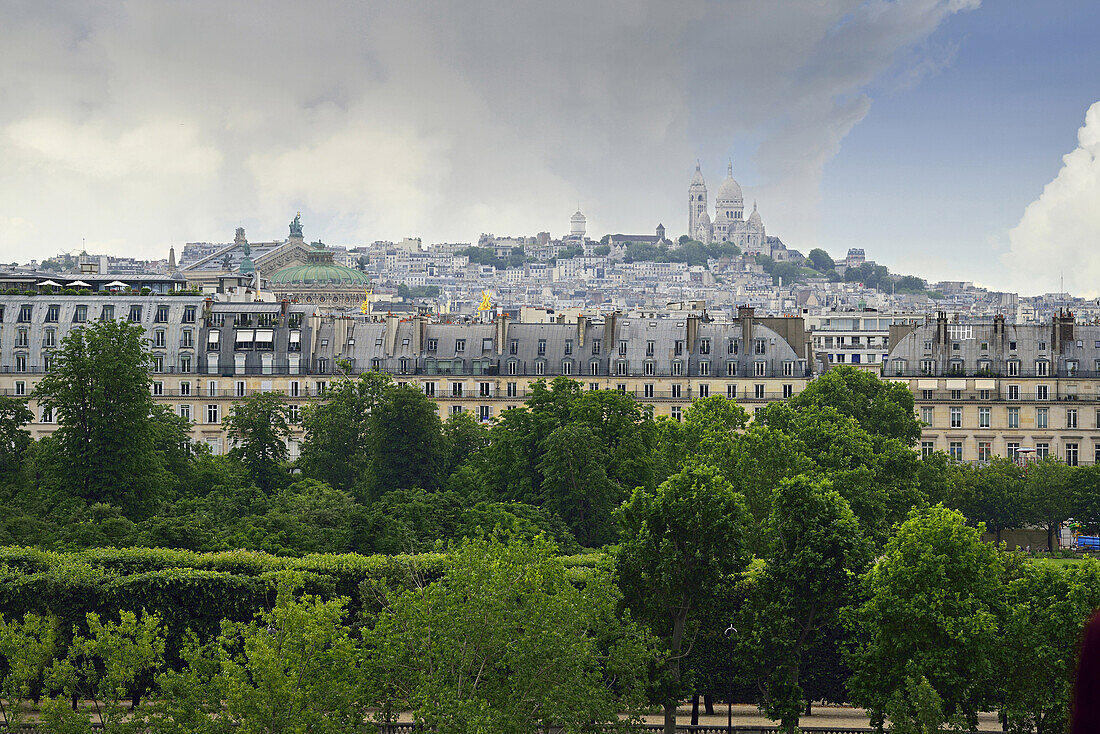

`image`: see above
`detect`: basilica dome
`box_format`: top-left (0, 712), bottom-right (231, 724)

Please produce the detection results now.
top-left (747, 203), bottom-right (762, 226)
top-left (716, 164), bottom-right (743, 204)
top-left (271, 249), bottom-right (370, 287)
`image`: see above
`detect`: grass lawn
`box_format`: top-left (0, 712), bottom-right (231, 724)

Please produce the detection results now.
top-left (1028, 556), bottom-right (1092, 567)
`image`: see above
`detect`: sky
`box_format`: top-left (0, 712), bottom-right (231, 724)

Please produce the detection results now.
top-left (0, 0), bottom-right (1097, 296)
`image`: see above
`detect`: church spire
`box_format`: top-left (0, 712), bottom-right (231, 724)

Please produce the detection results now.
top-left (727, 159), bottom-right (733, 177)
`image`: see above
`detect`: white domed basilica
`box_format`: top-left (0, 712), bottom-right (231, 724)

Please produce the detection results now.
top-left (688, 161), bottom-right (767, 252)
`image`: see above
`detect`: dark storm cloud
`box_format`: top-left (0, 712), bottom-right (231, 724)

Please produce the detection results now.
top-left (0, 0), bottom-right (976, 259)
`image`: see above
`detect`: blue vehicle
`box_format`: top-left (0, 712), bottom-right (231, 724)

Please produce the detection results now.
top-left (1076, 535), bottom-right (1100, 551)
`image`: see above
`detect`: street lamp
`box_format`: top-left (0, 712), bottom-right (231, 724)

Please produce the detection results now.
top-left (724, 624), bottom-right (737, 733)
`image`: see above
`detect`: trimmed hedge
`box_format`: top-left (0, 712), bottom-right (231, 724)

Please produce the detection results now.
top-left (0, 546), bottom-right (611, 660)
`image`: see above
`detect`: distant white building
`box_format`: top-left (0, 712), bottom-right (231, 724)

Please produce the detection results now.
top-left (688, 161), bottom-right (767, 253)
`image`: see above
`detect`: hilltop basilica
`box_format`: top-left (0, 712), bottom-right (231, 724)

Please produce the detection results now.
top-left (688, 161), bottom-right (768, 253)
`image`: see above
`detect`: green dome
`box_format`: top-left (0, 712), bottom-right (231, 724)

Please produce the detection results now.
top-left (271, 249), bottom-right (370, 287)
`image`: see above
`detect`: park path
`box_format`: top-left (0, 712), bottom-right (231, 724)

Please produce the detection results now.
top-left (637, 702), bottom-right (1004, 731)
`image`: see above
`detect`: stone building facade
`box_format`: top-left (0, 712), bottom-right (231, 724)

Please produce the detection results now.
top-left (0, 296), bottom-right (812, 455)
top-left (886, 311), bottom-right (1100, 465)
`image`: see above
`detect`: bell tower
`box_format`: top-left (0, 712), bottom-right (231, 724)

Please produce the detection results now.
top-left (688, 161), bottom-right (707, 239)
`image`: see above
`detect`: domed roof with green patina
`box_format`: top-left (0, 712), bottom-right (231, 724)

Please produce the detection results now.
top-left (270, 248), bottom-right (370, 287)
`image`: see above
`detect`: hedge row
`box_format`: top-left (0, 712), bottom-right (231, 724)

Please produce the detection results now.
top-left (0, 546), bottom-right (611, 661)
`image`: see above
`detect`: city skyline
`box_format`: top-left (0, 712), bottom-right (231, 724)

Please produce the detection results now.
top-left (1, 1), bottom-right (1098, 296)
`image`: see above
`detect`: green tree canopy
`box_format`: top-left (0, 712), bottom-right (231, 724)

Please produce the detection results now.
top-left (807, 248), bottom-right (835, 271)
top-left (999, 559), bottom-right (1100, 734)
top-left (0, 396), bottom-right (33, 478)
top-left (745, 476), bottom-right (873, 732)
top-left (298, 370), bottom-right (392, 496)
top-left (788, 365), bottom-right (922, 447)
top-left (366, 383), bottom-right (444, 497)
top-left (223, 392), bottom-right (292, 493)
top-left (369, 536), bottom-right (647, 733)
top-left (34, 318), bottom-right (166, 517)
top-left (616, 463), bottom-right (752, 733)
top-left (846, 505), bottom-right (1004, 730)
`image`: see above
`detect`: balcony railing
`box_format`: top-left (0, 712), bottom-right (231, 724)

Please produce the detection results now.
top-left (913, 389), bottom-right (1092, 403)
top-left (891, 368), bottom-right (1096, 379)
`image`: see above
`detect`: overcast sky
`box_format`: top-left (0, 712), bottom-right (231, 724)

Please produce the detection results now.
top-left (1, 1), bottom-right (1097, 295)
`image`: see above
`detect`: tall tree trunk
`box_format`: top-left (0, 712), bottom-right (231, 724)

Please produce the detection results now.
top-left (664, 605), bottom-right (690, 734)
top-left (691, 694), bottom-right (700, 724)
top-left (663, 703), bottom-right (677, 734)
top-left (704, 693), bottom-right (715, 715)
top-left (1047, 522), bottom-right (1055, 553)
top-left (805, 699), bottom-right (812, 717)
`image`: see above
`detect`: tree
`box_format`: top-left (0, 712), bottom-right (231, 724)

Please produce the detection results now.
top-left (42, 610), bottom-right (166, 733)
top-left (616, 464), bottom-right (752, 734)
top-left (440, 410), bottom-right (489, 477)
top-left (148, 575), bottom-right (371, 734)
top-left (34, 318), bottom-right (165, 517)
top-left (999, 560), bottom-right (1100, 734)
top-left (949, 458), bottom-right (1026, 545)
top-left (537, 423), bottom-right (617, 546)
top-left (366, 383), bottom-right (444, 497)
top-left (770, 262), bottom-right (803, 286)
top-left (761, 401), bottom-right (897, 539)
top-left (845, 506), bottom-right (1004, 730)
top-left (298, 370), bottom-right (391, 495)
top-left (0, 396), bottom-right (33, 477)
top-left (1074, 463), bottom-right (1100, 533)
top-left (1024, 458), bottom-right (1074, 551)
top-left (788, 365), bottom-right (922, 447)
top-left (746, 476), bottom-right (872, 732)
top-left (807, 248), bottom-right (835, 272)
top-left (224, 392), bottom-right (292, 493)
top-left (483, 378), bottom-right (656, 509)
top-left (369, 536), bottom-right (648, 733)
top-left (716, 423), bottom-right (815, 535)
top-left (0, 612), bottom-right (57, 728)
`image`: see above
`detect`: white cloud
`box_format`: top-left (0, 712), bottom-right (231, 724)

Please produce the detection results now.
top-left (1004, 101), bottom-right (1100, 297)
top-left (6, 118), bottom-right (221, 179)
top-left (0, 0), bottom-right (977, 260)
